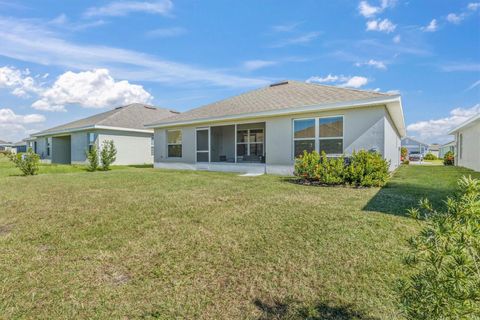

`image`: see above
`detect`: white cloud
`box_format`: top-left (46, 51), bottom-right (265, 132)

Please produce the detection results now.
top-left (446, 13), bottom-right (464, 24)
top-left (468, 2), bottom-right (480, 11)
top-left (243, 60), bottom-right (277, 71)
top-left (145, 27), bottom-right (186, 38)
top-left (466, 80), bottom-right (480, 91)
top-left (366, 19), bottom-right (396, 33)
top-left (441, 63), bottom-right (480, 72)
top-left (32, 69), bottom-right (152, 112)
top-left (0, 17), bottom-right (267, 88)
top-left (358, 0), bottom-right (396, 17)
top-left (271, 31), bottom-right (321, 48)
top-left (406, 104), bottom-right (480, 143)
top-left (84, 0), bottom-right (173, 17)
top-left (355, 59), bottom-right (387, 69)
top-left (392, 35), bottom-right (401, 43)
top-left (423, 19), bottom-right (438, 32)
top-left (271, 22), bottom-right (301, 32)
top-left (0, 108), bottom-right (45, 141)
top-left (306, 74), bottom-right (369, 88)
top-left (0, 66), bottom-right (42, 97)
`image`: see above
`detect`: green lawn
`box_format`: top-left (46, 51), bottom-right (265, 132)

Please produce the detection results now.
top-left (0, 157), bottom-right (478, 319)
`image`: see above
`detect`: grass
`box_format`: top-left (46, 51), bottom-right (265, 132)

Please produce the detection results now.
top-left (1, 156), bottom-right (478, 319)
top-left (423, 159), bottom-right (444, 165)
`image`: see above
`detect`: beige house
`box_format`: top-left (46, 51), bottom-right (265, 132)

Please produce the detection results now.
top-left (28, 104), bottom-right (178, 165)
top-left (147, 80), bottom-right (406, 175)
top-left (449, 113), bottom-right (480, 172)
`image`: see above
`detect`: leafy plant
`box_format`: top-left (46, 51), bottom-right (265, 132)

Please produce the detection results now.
top-left (86, 145), bottom-right (99, 172)
top-left (403, 159), bottom-right (410, 165)
top-left (345, 150), bottom-right (390, 187)
top-left (294, 150), bottom-right (321, 181)
top-left (100, 140), bottom-right (117, 171)
top-left (424, 152), bottom-right (437, 160)
top-left (444, 151), bottom-right (455, 166)
top-left (6, 148), bottom-right (40, 176)
top-left (401, 146), bottom-right (408, 160)
top-left (396, 176), bottom-right (480, 319)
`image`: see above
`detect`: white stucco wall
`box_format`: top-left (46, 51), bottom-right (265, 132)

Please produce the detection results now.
top-left (455, 120), bottom-right (480, 172)
top-left (154, 105), bottom-right (403, 174)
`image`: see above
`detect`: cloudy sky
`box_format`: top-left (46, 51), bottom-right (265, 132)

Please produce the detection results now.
top-left (0, 0), bottom-right (479, 143)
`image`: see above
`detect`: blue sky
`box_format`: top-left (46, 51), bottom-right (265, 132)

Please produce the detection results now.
top-left (0, 0), bottom-right (479, 143)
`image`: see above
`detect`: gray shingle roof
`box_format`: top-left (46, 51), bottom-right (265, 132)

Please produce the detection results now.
top-left (0, 140), bottom-right (12, 145)
top-left (147, 80), bottom-right (395, 127)
top-left (34, 103), bottom-right (178, 136)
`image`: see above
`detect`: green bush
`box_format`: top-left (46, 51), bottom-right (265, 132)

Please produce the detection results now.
top-left (294, 150), bottom-right (389, 187)
top-left (100, 140), bottom-right (117, 171)
top-left (444, 151), bottom-right (455, 166)
top-left (396, 176), bottom-right (480, 319)
top-left (403, 159), bottom-right (410, 165)
top-left (424, 152), bottom-right (437, 160)
top-left (6, 148), bottom-right (40, 176)
top-left (86, 145), bottom-right (99, 172)
top-left (345, 150), bottom-right (390, 187)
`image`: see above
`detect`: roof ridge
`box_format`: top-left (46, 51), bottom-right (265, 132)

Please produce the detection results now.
top-left (297, 79), bottom-right (395, 96)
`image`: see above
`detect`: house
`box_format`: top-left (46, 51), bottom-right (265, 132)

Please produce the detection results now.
top-left (448, 113), bottom-right (480, 172)
top-left (12, 140), bottom-right (27, 153)
top-left (401, 137), bottom-right (429, 156)
top-left (0, 140), bottom-right (12, 152)
top-left (146, 80), bottom-right (405, 175)
top-left (439, 141), bottom-right (455, 158)
top-left (28, 104), bottom-right (178, 165)
top-left (428, 143), bottom-right (440, 158)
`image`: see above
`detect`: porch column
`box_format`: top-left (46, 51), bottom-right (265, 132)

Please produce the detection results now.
top-left (234, 124), bottom-right (237, 163)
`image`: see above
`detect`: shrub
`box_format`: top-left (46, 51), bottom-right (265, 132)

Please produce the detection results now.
top-left (403, 159), bottom-right (410, 165)
top-left (423, 152), bottom-right (437, 160)
top-left (6, 148), bottom-right (40, 176)
top-left (401, 146), bottom-right (408, 160)
top-left (100, 140), bottom-right (117, 171)
top-left (86, 145), bottom-right (99, 172)
top-left (345, 150), bottom-right (390, 187)
top-left (294, 150), bottom-right (389, 187)
top-left (444, 151), bottom-right (455, 166)
top-left (396, 176), bottom-right (480, 319)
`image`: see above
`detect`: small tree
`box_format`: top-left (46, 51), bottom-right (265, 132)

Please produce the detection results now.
top-left (424, 152), bottom-right (437, 160)
top-left (444, 151), bottom-right (455, 166)
top-left (86, 145), bottom-right (99, 172)
top-left (396, 176), bottom-right (480, 319)
top-left (7, 148), bottom-right (40, 176)
top-left (401, 146), bottom-right (408, 160)
top-left (100, 140), bottom-right (117, 171)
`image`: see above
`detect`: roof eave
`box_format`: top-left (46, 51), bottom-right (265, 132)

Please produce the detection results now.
top-left (146, 95), bottom-right (404, 133)
top-left (32, 125), bottom-right (153, 137)
top-left (448, 114), bottom-right (480, 135)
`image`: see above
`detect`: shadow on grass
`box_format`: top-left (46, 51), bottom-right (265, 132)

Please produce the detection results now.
top-left (254, 299), bottom-right (379, 320)
top-left (127, 164), bottom-right (154, 169)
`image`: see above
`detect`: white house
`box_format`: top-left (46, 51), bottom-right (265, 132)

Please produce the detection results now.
top-left (28, 104), bottom-right (178, 165)
top-left (147, 80), bottom-right (405, 175)
top-left (448, 113), bottom-right (480, 172)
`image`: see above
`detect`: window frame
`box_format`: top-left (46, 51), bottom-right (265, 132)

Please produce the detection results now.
top-left (167, 129), bottom-right (182, 158)
top-left (87, 132), bottom-right (97, 152)
top-left (195, 127), bottom-right (210, 162)
top-left (292, 115), bottom-right (344, 159)
top-left (236, 127), bottom-right (265, 160)
top-left (46, 137), bottom-right (51, 157)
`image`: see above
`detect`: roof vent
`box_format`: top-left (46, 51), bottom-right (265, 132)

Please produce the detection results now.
top-left (144, 106), bottom-right (156, 110)
top-left (115, 106), bottom-right (123, 110)
top-left (270, 80), bottom-right (289, 87)
top-left (170, 110), bottom-right (181, 114)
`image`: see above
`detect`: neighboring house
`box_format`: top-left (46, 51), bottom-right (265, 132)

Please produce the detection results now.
top-left (12, 140), bottom-right (27, 153)
top-left (401, 137), bottom-right (429, 156)
top-left (28, 104), bottom-right (178, 165)
top-left (428, 143), bottom-right (440, 158)
top-left (448, 113), bottom-right (480, 172)
top-left (439, 141), bottom-right (455, 158)
top-left (0, 140), bottom-right (13, 152)
top-left (146, 80), bottom-right (405, 175)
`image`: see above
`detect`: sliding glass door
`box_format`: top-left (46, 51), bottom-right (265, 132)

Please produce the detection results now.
top-left (196, 128), bottom-right (210, 162)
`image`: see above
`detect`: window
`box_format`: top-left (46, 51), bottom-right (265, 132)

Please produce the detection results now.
top-left (293, 116), bottom-right (344, 158)
top-left (459, 133), bottom-right (463, 159)
top-left (87, 132), bottom-right (97, 152)
top-left (151, 137), bottom-right (154, 156)
top-left (196, 128), bottom-right (209, 162)
top-left (319, 116), bottom-right (343, 155)
top-left (167, 130), bottom-right (182, 158)
top-left (33, 141), bottom-right (37, 153)
top-left (236, 128), bottom-right (264, 160)
top-left (46, 137), bottom-right (51, 156)
top-left (293, 119), bottom-right (315, 157)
